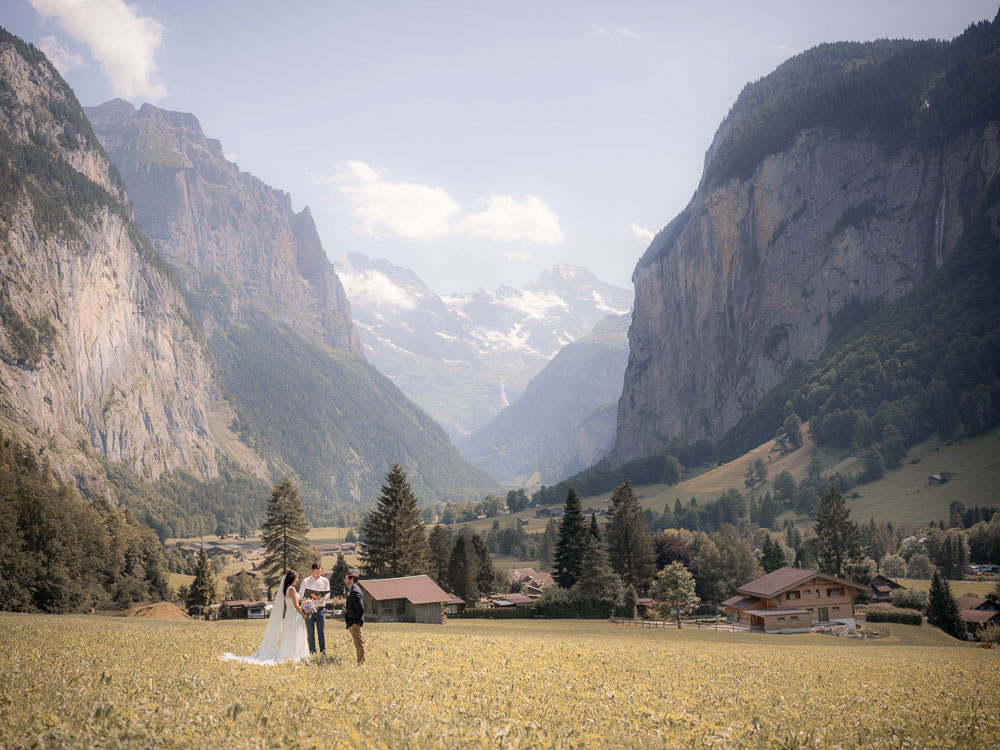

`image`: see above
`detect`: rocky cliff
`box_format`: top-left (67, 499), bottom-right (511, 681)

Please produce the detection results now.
top-left (0, 31), bottom-right (243, 491)
top-left (614, 26), bottom-right (1000, 464)
top-left (84, 99), bottom-right (494, 509)
top-left (85, 99), bottom-right (362, 356)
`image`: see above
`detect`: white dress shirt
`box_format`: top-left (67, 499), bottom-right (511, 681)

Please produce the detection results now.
top-left (299, 572), bottom-right (331, 608)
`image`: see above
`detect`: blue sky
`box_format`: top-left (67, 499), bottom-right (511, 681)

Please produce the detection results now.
top-left (3, 1), bottom-right (996, 294)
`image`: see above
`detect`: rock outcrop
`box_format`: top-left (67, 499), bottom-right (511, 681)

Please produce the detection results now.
top-left (0, 32), bottom-right (242, 491)
top-left (85, 99), bottom-right (363, 356)
top-left (615, 107), bottom-right (1000, 463)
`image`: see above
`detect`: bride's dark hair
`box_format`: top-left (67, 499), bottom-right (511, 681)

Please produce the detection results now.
top-left (283, 570), bottom-right (298, 595)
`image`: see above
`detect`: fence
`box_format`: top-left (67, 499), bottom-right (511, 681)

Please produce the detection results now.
top-left (610, 616), bottom-right (744, 632)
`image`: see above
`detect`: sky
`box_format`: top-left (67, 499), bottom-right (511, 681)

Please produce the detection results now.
top-left (2, 1), bottom-right (997, 295)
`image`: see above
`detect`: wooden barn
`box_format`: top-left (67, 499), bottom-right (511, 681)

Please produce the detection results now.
top-left (359, 575), bottom-right (452, 624)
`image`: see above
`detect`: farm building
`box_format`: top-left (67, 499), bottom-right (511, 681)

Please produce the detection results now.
top-left (870, 574), bottom-right (905, 604)
top-left (722, 567), bottom-right (868, 633)
top-left (359, 575), bottom-right (452, 624)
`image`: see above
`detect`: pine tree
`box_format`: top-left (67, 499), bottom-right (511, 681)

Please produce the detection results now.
top-left (760, 536), bottom-right (787, 573)
top-left (187, 546), bottom-right (216, 617)
top-left (926, 570), bottom-right (968, 640)
top-left (814, 486), bottom-right (860, 578)
top-left (360, 465), bottom-right (430, 579)
top-left (588, 513), bottom-right (600, 541)
top-left (570, 538), bottom-right (625, 618)
top-left (471, 534), bottom-right (497, 595)
top-left (330, 553), bottom-right (350, 595)
top-left (605, 481), bottom-right (656, 594)
top-left (447, 535), bottom-right (479, 603)
top-left (428, 524), bottom-right (453, 586)
top-left (260, 477), bottom-right (313, 592)
top-left (554, 486), bottom-right (587, 588)
top-left (538, 518), bottom-right (559, 566)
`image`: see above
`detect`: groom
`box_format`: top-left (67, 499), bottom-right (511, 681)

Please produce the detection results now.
top-left (344, 570), bottom-right (366, 665)
top-left (299, 562), bottom-right (330, 655)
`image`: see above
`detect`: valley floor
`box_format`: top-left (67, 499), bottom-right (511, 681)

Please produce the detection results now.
top-left (1, 613), bottom-right (997, 748)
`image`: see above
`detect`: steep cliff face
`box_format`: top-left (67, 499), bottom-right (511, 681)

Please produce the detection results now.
top-left (0, 32), bottom-right (239, 490)
top-left (614, 24), bottom-right (1000, 464)
top-left (616, 124), bottom-right (1000, 463)
top-left (85, 99), bottom-right (362, 356)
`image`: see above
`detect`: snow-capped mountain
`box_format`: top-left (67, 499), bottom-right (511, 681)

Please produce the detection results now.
top-left (335, 253), bottom-right (632, 438)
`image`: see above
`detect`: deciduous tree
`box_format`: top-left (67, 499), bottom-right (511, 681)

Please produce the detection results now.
top-left (651, 561), bottom-right (699, 628)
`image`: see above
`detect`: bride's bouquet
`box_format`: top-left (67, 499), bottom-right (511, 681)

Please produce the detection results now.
top-left (302, 599), bottom-right (316, 614)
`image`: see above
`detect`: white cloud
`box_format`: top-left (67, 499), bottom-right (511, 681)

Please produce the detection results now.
top-left (630, 223), bottom-right (655, 245)
top-left (30, 0), bottom-right (167, 101)
top-left (456, 195), bottom-right (563, 245)
top-left (38, 34), bottom-right (86, 75)
top-left (225, 153), bottom-right (239, 163)
top-left (595, 25), bottom-right (638, 39)
top-left (338, 268), bottom-right (418, 311)
top-left (317, 161), bottom-right (563, 246)
top-left (319, 161), bottom-right (460, 240)
top-left (502, 251), bottom-right (532, 262)
top-left (774, 43), bottom-right (798, 58)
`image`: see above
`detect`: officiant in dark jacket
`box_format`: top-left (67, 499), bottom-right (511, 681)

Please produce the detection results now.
top-left (344, 570), bottom-right (366, 664)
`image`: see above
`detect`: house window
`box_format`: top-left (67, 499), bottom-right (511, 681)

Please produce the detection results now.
top-left (777, 617), bottom-right (785, 621)
top-left (833, 606), bottom-right (840, 611)
top-left (827, 587), bottom-right (843, 597)
top-left (786, 591), bottom-right (801, 600)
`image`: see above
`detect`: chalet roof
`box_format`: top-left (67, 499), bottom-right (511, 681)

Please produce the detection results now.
top-left (956, 596), bottom-right (990, 611)
top-left (722, 596), bottom-right (759, 610)
top-left (737, 567), bottom-right (862, 598)
top-left (870, 574), bottom-right (904, 589)
top-left (507, 568), bottom-right (538, 581)
top-left (359, 575), bottom-right (451, 605)
top-left (444, 595), bottom-right (465, 606)
top-left (503, 594), bottom-right (534, 605)
top-left (755, 608), bottom-right (810, 617)
top-left (959, 609), bottom-right (1000, 624)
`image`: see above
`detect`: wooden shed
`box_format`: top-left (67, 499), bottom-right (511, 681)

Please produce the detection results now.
top-left (359, 575), bottom-right (451, 624)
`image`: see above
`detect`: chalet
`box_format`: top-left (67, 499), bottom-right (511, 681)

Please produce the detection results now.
top-left (956, 596), bottom-right (1000, 612)
top-left (535, 508), bottom-right (563, 518)
top-left (722, 567), bottom-right (868, 633)
top-left (507, 568), bottom-right (539, 585)
top-left (359, 575), bottom-right (452, 624)
top-left (492, 594), bottom-right (534, 607)
top-left (870, 574), bottom-right (905, 604)
top-left (223, 600), bottom-right (268, 619)
top-left (444, 595), bottom-right (466, 617)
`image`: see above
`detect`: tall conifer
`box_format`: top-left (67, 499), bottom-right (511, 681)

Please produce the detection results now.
top-left (360, 465), bottom-right (431, 579)
top-left (554, 486), bottom-right (587, 588)
top-left (448, 534), bottom-right (479, 603)
top-left (428, 524), bottom-right (453, 586)
top-left (260, 477), bottom-right (312, 592)
top-left (187, 545), bottom-right (216, 616)
top-left (926, 570), bottom-right (967, 640)
top-left (605, 481), bottom-right (656, 593)
top-left (815, 486), bottom-right (860, 577)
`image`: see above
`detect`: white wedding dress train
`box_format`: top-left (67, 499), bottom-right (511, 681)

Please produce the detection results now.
top-left (222, 589), bottom-right (309, 665)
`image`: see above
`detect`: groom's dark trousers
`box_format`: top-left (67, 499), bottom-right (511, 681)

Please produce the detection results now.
top-left (306, 608), bottom-right (326, 654)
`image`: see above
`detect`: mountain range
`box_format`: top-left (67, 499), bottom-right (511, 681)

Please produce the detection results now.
top-left (335, 252), bottom-right (631, 438)
top-left (0, 27), bottom-right (495, 538)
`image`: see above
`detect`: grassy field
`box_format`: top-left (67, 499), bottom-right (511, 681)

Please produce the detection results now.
top-left (2, 613), bottom-right (996, 748)
top-left (571, 426), bottom-right (999, 529)
top-left (895, 578), bottom-right (997, 598)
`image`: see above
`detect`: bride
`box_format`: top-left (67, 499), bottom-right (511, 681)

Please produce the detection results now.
top-left (222, 570), bottom-right (310, 665)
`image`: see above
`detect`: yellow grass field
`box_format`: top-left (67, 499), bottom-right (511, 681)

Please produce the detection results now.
top-left (2, 613), bottom-right (997, 748)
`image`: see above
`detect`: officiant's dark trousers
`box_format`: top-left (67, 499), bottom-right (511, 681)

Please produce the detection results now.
top-left (306, 609), bottom-right (326, 654)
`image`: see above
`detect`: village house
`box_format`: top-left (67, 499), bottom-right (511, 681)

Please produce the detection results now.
top-left (870, 573), bottom-right (906, 604)
top-left (443, 595), bottom-right (466, 618)
top-left (722, 567), bottom-right (868, 633)
top-left (359, 575), bottom-right (452, 624)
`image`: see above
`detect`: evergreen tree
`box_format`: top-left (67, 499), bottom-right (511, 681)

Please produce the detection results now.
top-left (605, 481), bottom-right (656, 594)
top-left (760, 536), bottom-right (787, 573)
top-left (427, 524), bottom-right (453, 586)
top-left (651, 561), bottom-right (700, 628)
top-left (814, 486), bottom-right (860, 578)
top-left (359, 465), bottom-right (430, 579)
top-left (260, 477), bottom-right (313, 592)
top-left (447, 535), bottom-right (479, 603)
top-left (619, 584), bottom-right (638, 619)
top-left (538, 518), bottom-right (559, 566)
top-left (926, 570), bottom-right (968, 640)
top-left (588, 513), bottom-right (600, 542)
top-left (570, 538), bottom-right (625, 618)
top-left (187, 546), bottom-right (216, 616)
top-left (330, 553), bottom-right (350, 595)
top-left (554, 486), bottom-right (587, 588)
top-left (471, 534), bottom-right (497, 595)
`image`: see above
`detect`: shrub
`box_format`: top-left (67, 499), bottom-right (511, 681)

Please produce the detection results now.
top-left (865, 605), bottom-right (923, 625)
top-left (891, 588), bottom-right (929, 611)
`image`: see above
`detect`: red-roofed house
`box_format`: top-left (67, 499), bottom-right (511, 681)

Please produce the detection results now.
top-left (870, 574), bottom-right (905, 604)
top-left (359, 575), bottom-right (452, 624)
top-left (722, 567), bottom-right (867, 633)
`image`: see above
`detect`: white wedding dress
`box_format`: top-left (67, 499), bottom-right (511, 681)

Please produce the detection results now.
top-left (222, 589), bottom-right (309, 665)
